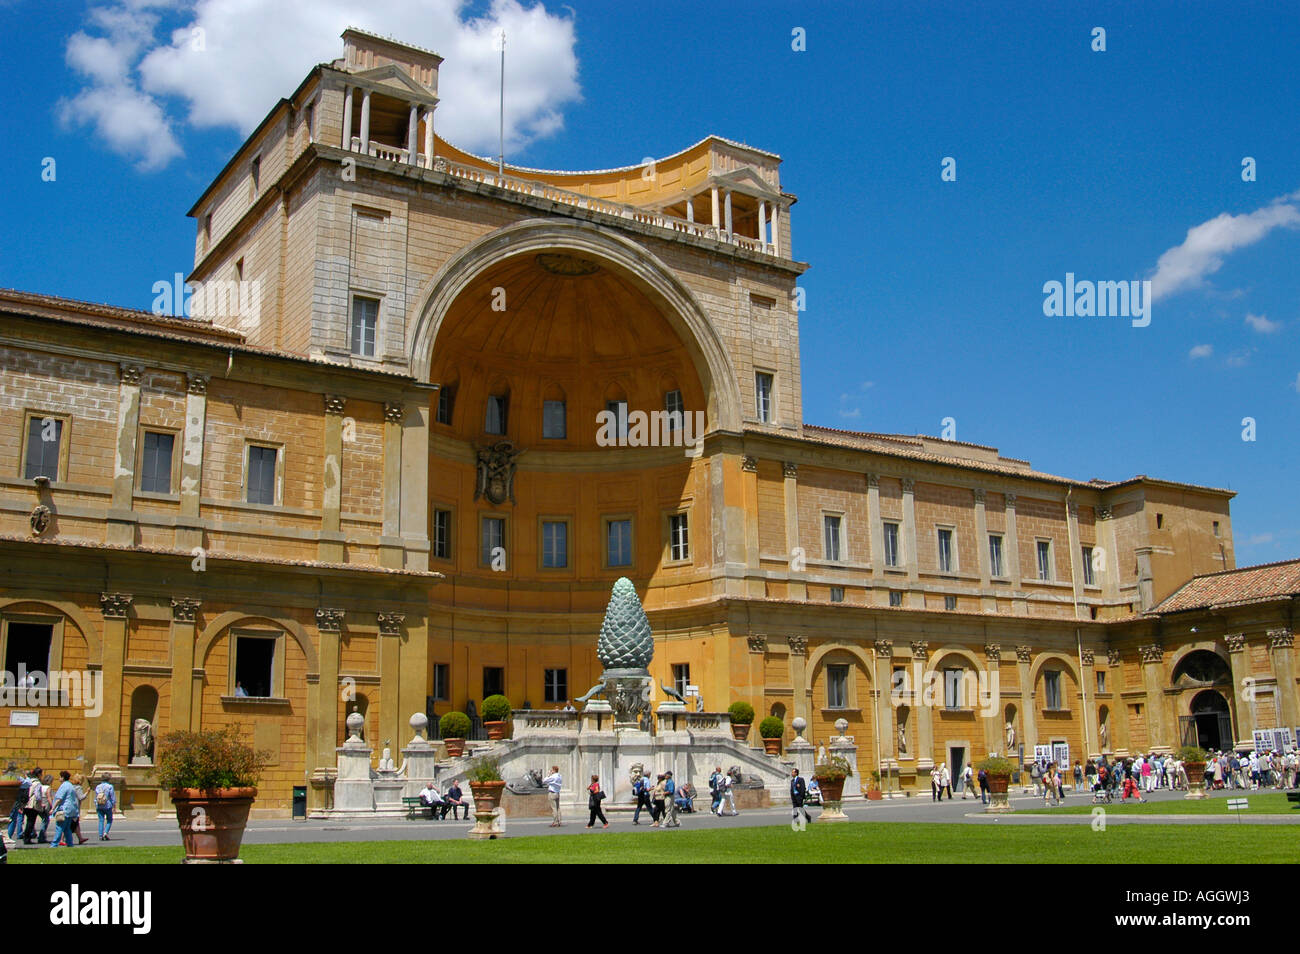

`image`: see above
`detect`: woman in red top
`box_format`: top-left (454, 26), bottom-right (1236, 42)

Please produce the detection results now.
top-left (586, 774), bottom-right (609, 828)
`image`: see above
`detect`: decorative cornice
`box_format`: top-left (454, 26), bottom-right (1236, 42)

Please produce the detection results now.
top-left (187, 373), bottom-right (209, 396)
top-left (865, 472), bottom-right (879, 489)
top-left (383, 401), bottom-right (404, 423)
top-left (787, 635), bottom-right (808, 656)
top-left (973, 488), bottom-right (986, 505)
top-left (741, 455), bottom-right (757, 473)
top-left (324, 394), bottom-right (347, 415)
top-left (1096, 506), bottom-right (1112, 520)
top-left (1138, 643), bottom-right (1164, 664)
top-left (1106, 647), bottom-right (1122, 667)
top-left (747, 634), bottom-right (768, 653)
top-left (1267, 629), bottom-right (1294, 650)
top-left (119, 363), bottom-right (144, 387)
top-left (910, 640), bottom-right (929, 661)
top-left (874, 638), bottom-right (892, 657)
top-left (901, 477), bottom-right (915, 493)
top-left (1224, 633), bottom-right (1247, 654)
top-left (377, 612), bottom-right (405, 636)
top-left (315, 608), bottom-right (346, 633)
top-left (983, 644), bottom-right (1001, 662)
top-left (1015, 646), bottom-right (1032, 664)
top-left (1080, 649), bottom-right (1094, 666)
top-left (1004, 493), bottom-right (1017, 508)
top-left (170, 598), bottom-right (202, 623)
top-left (782, 461), bottom-right (798, 479)
top-left (99, 593), bottom-right (133, 619)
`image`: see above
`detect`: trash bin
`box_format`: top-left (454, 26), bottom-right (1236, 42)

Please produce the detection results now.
top-left (292, 785), bottom-right (307, 820)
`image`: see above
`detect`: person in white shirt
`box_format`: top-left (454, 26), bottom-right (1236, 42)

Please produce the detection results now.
top-left (419, 781), bottom-right (444, 819)
top-left (543, 766), bottom-right (563, 827)
top-left (718, 771), bottom-right (738, 816)
top-left (961, 763), bottom-right (974, 799)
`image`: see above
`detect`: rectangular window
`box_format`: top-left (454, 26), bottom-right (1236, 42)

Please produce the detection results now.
top-left (606, 518), bottom-right (632, 568)
top-left (3, 622), bottom-right (52, 683)
top-left (233, 635), bottom-right (275, 698)
top-left (433, 663), bottom-right (449, 702)
top-left (672, 663), bottom-right (690, 699)
top-left (1044, 670), bottom-right (1062, 709)
top-left (482, 666), bottom-right (504, 699)
top-left (436, 387), bottom-right (455, 425)
top-left (889, 590), bottom-right (903, 607)
top-left (542, 400), bottom-right (566, 439)
top-left (755, 372), bottom-right (774, 423)
top-left (485, 395), bottom-right (508, 435)
top-left (664, 389), bottom-right (684, 431)
top-left (481, 516), bottom-right (505, 567)
top-left (141, 431), bottom-right (175, 494)
top-left (827, 664), bottom-right (848, 708)
top-left (350, 296), bottom-right (378, 357)
top-left (432, 509), bottom-right (451, 560)
top-left (1037, 540), bottom-right (1053, 581)
top-left (24, 415), bottom-right (63, 481)
top-left (544, 668), bottom-right (567, 704)
top-left (669, 512), bottom-right (690, 562)
top-left (541, 520), bottom-right (568, 569)
top-left (944, 668), bottom-right (964, 708)
top-left (1082, 546), bottom-right (1095, 586)
top-left (1095, 670), bottom-right (1107, 694)
top-left (988, 534), bottom-right (1004, 577)
top-left (883, 521), bottom-right (900, 567)
top-left (944, 595), bottom-right (957, 611)
top-left (823, 514), bottom-right (843, 562)
top-left (605, 400), bottom-right (628, 440)
top-left (246, 445), bottom-right (278, 506)
top-left (937, 528), bottom-right (954, 572)
top-left (1212, 521), bottom-right (1220, 537)
top-left (829, 586), bottom-right (844, 603)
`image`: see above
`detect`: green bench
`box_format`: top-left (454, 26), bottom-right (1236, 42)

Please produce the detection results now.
top-left (402, 796), bottom-right (433, 819)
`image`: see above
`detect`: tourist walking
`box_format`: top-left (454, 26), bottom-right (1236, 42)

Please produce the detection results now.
top-left (662, 771), bottom-right (680, 827)
top-left (632, 771), bottom-right (652, 824)
top-left (717, 771), bottom-right (738, 816)
top-left (930, 765), bottom-right (941, 801)
top-left (93, 773), bottom-right (115, 840)
top-left (586, 774), bottom-right (608, 828)
top-left (709, 765), bottom-right (724, 815)
top-left (8, 770), bottom-right (30, 842)
top-left (790, 768), bottom-right (812, 828)
top-left (977, 766), bottom-right (989, 805)
top-left (961, 763), bottom-right (974, 799)
top-left (939, 763), bottom-right (952, 800)
top-left (650, 773), bottom-right (667, 827)
top-left (21, 768), bottom-right (45, 844)
top-left (50, 771), bottom-right (79, 848)
top-left (544, 765), bottom-right (564, 827)
top-left (68, 775), bottom-right (90, 844)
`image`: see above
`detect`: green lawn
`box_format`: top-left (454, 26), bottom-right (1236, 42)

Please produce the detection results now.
top-left (8, 820), bottom-right (1298, 864)
top-left (1045, 792), bottom-right (1299, 816)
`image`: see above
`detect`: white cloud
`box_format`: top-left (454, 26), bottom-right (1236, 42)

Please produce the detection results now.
top-left (1188, 344), bottom-right (1212, 359)
top-left (61, 0), bottom-right (580, 171)
top-left (1149, 191), bottom-right (1300, 301)
top-left (1293, 372), bottom-right (1300, 393)
top-left (1225, 348), bottom-right (1254, 367)
top-left (1244, 312), bottom-right (1281, 334)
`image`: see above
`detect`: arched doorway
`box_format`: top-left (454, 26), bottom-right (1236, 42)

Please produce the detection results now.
top-left (1185, 690), bottom-right (1232, 752)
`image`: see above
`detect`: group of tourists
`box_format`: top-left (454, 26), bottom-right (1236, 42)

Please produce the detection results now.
top-left (2, 766), bottom-right (117, 860)
top-left (1202, 750), bottom-right (1298, 790)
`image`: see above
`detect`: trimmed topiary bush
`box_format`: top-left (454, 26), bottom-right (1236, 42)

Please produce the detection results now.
top-left (728, 701), bottom-right (755, 726)
top-left (439, 711), bottom-right (471, 738)
top-left (758, 716), bottom-right (785, 739)
top-left (481, 694), bottom-right (513, 722)
top-left (977, 755), bottom-right (1017, 775)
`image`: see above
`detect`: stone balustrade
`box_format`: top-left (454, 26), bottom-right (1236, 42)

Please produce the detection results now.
top-left (511, 709), bottom-right (581, 737)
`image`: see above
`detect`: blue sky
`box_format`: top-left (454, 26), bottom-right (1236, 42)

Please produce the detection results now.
top-left (2, 0), bottom-right (1297, 567)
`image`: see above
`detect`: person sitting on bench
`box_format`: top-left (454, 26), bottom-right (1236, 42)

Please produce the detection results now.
top-left (443, 779), bottom-right (467, 820)
top-left (420, 782), bottom-right (445, 818)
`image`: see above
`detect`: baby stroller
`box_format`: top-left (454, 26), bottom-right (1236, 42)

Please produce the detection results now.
top-left (1090, 783), bottom-right (1111, 804)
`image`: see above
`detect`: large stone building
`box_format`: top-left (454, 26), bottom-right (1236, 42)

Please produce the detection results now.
top-left (1, 30), bottom-right (1296, 813)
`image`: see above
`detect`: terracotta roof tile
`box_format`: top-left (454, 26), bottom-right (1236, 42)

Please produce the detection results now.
top-left (1150, 559), bottom-right (1300, 614)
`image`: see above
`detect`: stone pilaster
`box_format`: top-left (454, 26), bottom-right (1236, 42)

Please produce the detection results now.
top-left (93, 593), bottom-right (132, 775)
top-left (320, 394), bottom-right (347, 562)
top-left (1096, 506), bottom-right (1120, 603)
top-left (398, 396), bottom-right (431, 571)
top-left (740, 455), bottom-right (761, 597)
top-left (379, 401), bottom-right (404, 569)
top-left (783, 462), bottom-right (804, 599)
top-left (169, 597), bottom-right (201, 736)
top-left (1267, 630), bottom-right (1297, 730)
top-left (313, 607), bottom-right (344, 802)
top-left (787, 635), bottom-right (808, 727)
top-left (1224, 633), bottom-right (1253, 744)
top-left (1066, 500), bottom-right (1085, 617)
top-left (911, 640), bottom-right (933, 766)
top-left (901, 477), bottom-right (920, 605)
top-left (1016, 645), bottom-right (1036, 752)
top-left (177, 373), bottom-right (208, 552)
top-left (107, 363), bottom-right (144, 546)
top-left (865, 473), bottom-right (884, 591)
top-left (873, 639), bottom-right (894, 758)
top-left (1004, 494), bottom-right (1023, 613)
top-left (1138, 643), bottom-right (1166, 748)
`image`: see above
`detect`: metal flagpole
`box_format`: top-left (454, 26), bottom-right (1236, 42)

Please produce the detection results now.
top-left (498, 29), bottom-right (505, 179)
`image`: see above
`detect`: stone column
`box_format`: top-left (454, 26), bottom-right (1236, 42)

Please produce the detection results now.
top-left (982, 644), bottom-right (1001, 754)
top-left (176, 373), bottom-right (207, 552)
top-left (788, 635), bottom-right (809, 727)
top-left (93, 593), bottom-right (132, 776)
top-left (901, 478), bottom-right (920, 605)
top-left (379, 401), bottom-right (404, 569)
top-left (710, 186), bottom-right (720, 228)
top-left (723, 189), bottom-right (733, 235)
top-left (313, 608), bottom-right (344, 811)
top-left (359, 89), bottom-right (371, 153)
top-left (866, 473), bottom-right (884, 592)
top-left (407, 103), bottom-right (418, 159)
top-left (378, 612), bottom-right (406, 754)
top-left (757, 201), bottom-right (767, 246)
top-left (320, 395), bottom-right (346, 563)
top-left (423, 107), bottom-right (435, 167)
top-left (684, 198), bottom-right (694, 223)
top-left (342, 86), bottom-right (353, 149)
top-left (912, 641), bottom-right (933, 768)
top-left (771, 204), bottom-right (781, 256)
top-left (169, 598), bottom-right (201, 737)
top-left (1267, 630), bottom-right (1298, 730)
top-left (1138, 643), bottom-right (1166, 749)
top-left (107, 364), bottom-right (144, 546)
top-left (783, 462), bottom-right (804, 600)
top-left (1225, 633), bottom-right (1253, 744)
top-left (1016, 646), bottom-right (1036, 753)
top-left (398, 397), bottom-right (430, 572)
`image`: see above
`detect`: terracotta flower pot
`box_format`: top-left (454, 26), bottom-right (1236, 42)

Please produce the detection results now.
top-left (1183, 761), bottom-right (1208, 799)
top-left (170, 787), bottom-right (256, 863)
top-left (484, 721), bottom-right (507, 741)
top-left (730, 723), bottom-right (751, 742)
top-left (443, 738), bottom-right (465, 758)
top-left (469, 780), bottom-right (506, 814)
top-left (987, 772), bottom-right (1010, 795)
top-left (815, 777), bottom-right (845, 802)
top-left (762, 738), bottom-right (782, 756)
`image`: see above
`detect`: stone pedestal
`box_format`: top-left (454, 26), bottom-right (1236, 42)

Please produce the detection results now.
top-left (788, 738), bottom-right (815, 781)
top-left (581, 699), bottom-right (612, 733)
top-left (373, 773), bottom-right (404, 811)
top-left (333, 738), bottom-right (375, 812)
top-left (401, 734), bottom-right (439, 799)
